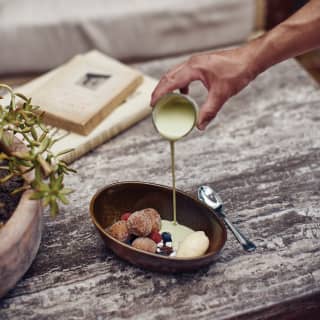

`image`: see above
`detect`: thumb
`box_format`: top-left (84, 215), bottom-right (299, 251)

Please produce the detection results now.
top-left (197, 92), bottom-right (223, 130)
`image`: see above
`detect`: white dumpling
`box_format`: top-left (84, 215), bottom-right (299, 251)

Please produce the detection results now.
top-left (176, 231), bottom-right (209, 258)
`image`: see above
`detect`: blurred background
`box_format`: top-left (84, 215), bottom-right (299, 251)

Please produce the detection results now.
top-left (0, 0), bottom-right (319, 83)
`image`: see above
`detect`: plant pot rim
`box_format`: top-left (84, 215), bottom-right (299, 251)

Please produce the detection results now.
top-left (0, 189), bottom-right (41, 252)
top-left (0, 134), bottom-right (42, 298)
top-left (0, 135), bottom-right (41, 250)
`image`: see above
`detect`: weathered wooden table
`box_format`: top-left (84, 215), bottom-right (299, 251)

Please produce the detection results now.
top-left (0, 56), bottom-right (319, 320)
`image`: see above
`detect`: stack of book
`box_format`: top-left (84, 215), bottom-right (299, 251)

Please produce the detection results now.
top-left (16, 50), bottom-right (157, 163)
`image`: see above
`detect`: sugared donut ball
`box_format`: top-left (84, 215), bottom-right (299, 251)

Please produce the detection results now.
top-left (107, 220), bottom-right (129, 242)
top-left (132, 237), bottom-right (157, 253)
top-left (143, 208), bottom-right (161, 232)
top-left (127, 211), bottom-right (152, 236)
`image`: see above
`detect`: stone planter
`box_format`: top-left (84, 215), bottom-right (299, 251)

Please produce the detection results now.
top-left (0, 136), bottom-right (42, 298)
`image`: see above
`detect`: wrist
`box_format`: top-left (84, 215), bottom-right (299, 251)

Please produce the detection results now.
top-left (241, 35), bottom-right (272, 79)
top-left (242, 23), bottom-right (297, 77)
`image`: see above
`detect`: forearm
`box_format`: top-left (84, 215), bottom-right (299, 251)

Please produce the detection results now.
top-left (247, 0), bottom-right (320, 75)
top-left (151, 0), bottom-right (320, 128)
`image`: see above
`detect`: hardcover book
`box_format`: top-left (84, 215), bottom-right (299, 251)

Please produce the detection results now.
top-left (20, 51), bottom-right (143, 135)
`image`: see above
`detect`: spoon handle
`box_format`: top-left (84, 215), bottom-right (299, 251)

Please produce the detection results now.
top-left (222, 215), bottom-right (256, 252)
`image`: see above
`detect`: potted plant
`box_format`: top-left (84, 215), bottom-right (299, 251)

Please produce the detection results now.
top-left (0, 84), bottom-right (74, 298)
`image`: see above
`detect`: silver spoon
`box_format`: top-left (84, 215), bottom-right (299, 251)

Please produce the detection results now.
top-left (198, 185), bottom-right (256, 252)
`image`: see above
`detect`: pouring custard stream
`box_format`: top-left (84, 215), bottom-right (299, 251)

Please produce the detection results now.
top-left (153, 94), bottom-right (197, 226)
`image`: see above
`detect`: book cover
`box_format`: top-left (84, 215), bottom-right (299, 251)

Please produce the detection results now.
top-left (20, 51), bottom-right (143, 135)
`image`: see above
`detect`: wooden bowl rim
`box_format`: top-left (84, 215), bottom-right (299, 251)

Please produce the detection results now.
top-left (89, 181), bottom-right (227, 262)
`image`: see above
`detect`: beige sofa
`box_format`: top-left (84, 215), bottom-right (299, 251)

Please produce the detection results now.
top-left (0, 0), bottom-right (256, 74)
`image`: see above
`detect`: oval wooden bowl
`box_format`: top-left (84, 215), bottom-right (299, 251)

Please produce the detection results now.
top-left (0, 136), bottom-right (42, 298)
top-left (90, 182), bottom-right (227, 273)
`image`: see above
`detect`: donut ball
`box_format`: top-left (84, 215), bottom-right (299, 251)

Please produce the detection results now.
top-left (127, 211), bottom-right (152, 236)
top-left (143, 208), bottom-right (161, 233)
top-left (107, 220), bottom-right (129, 242)
top-left (132, 237), bottom-right (157, 253)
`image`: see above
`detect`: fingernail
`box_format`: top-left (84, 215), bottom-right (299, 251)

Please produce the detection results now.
top-left (199, 121), bottom-right (209, 130)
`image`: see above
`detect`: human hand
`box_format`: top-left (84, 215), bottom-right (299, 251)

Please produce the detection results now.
top-left (151, 47), bottom-right (257, 130)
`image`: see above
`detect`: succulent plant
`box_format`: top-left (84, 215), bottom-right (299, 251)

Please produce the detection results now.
top-left (0, 83), bottom-right (75, 217)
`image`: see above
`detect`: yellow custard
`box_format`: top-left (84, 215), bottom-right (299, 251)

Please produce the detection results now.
top-left (170, 140), bottom-right (177, 224)
top-left (153, 98), bottom-right (196, 140)
top-left (153, 94), bottom-right (197, 225)
top-left (161, 219), bottom-right (194, 250)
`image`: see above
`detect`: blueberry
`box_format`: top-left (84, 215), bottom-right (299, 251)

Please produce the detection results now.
top-left (125, 235), bottom-right (137, 245)
top-left (161, 232), bottom-right (172, 243)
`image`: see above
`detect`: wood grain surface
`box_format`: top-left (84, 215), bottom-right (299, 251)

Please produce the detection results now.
top-left (0, 55), bottom-right (319, 320)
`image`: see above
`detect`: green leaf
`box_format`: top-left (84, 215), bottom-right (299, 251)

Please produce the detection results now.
top-left (39, 122), bottom-right (48, 133)
top-left (60, 188), bottom-right (73, 195)
top-left (0, 153), bottom-right (9, 160)
top-left (55, 174), bottom-right (63, 188)
top-left (11, 185), bottom-right (30, 195)
top-left (58, 193), bottom-right (69, 205)
top-left (37, 182), bottom-right (50, 192)
top-left (29, 191), bottom-right (44, 200)
top-left (34, 164), bottom-right (42, 182)
top-left (2, 133), bottom-right (10, 146)
top-left (42, 196), bottom-right (50, 207)
top-left (9, 94), bottom-right (16, 111)
top-left (15, 92), bottom-right (29, 102)
top-left (0, 173), bottom-right (14, 183)
top-left (56, 148), bottom-right (74, 157)
top-left (37, 155), bottom-right (53, 176)
top-left (11, 151), bottom-right (33, 160)
top-left (0, 83), bottom-right (13, 94)
top-left (63, 166), bottom-right (77, 174)
top-left (30, 127), bottom-right (38, 140)
top-left (50, 199), bottom-right (59, 217)
top-left (52, 131), bottom-right (70, 144)
top-left (38, 131), bottom-right (48, 142)
top-left (38, 137), bottom-right (51, 153)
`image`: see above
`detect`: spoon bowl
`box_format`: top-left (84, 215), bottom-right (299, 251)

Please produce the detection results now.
top-left (198, 185), bottom-right (256, 252)
top-left (198, 185), bottom-right (223, 210)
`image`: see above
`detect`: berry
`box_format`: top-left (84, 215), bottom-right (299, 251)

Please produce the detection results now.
top-left (162, 245), bottom-right (173, 255)
top-left (124, 235), bottom-right (137, 245)
top-left (149, 231), bottom-right (162, 244)
top-left (121, 212), bottom-right (131, 221)
top-left (161, 232), bottom-right (172, 243)
top-left (157, 245), bottom-right (173, 256)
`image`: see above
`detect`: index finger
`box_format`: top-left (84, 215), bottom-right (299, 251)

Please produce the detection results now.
top-left (150, 65), bottom-right (201, 106)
